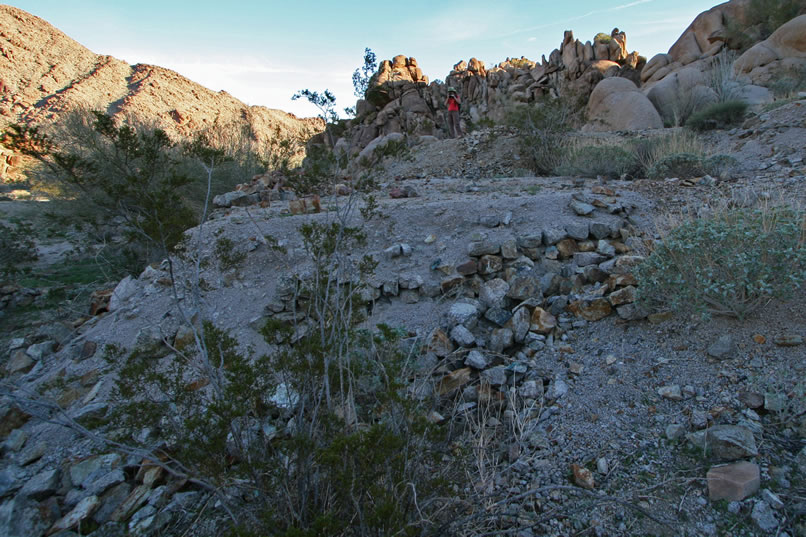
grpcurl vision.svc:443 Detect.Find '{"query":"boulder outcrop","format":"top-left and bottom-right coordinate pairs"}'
top-left (329, 28), bottom-right (644, 164)
top-left (585, 78), bottom-right (663, 131)
top-left (636, 0), bottom-right (802, 124)
top-left (733, 15), bottom-right (806, 85)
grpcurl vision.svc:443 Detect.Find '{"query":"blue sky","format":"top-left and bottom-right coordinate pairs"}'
top-left (10, 0), bottom-right (719, 118)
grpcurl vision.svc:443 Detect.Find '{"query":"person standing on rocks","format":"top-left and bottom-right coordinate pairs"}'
top-left (445, 87), bottom-right (463, 138)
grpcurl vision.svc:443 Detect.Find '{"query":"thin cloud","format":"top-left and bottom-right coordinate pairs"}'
top-left (419, 6), bottom-right (514, 42)
top-left (496, 0), bottom-right (655, 38)
top-left (112, 49), bottom-right (315, 76)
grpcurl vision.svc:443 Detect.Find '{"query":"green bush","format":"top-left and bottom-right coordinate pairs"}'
top-left (647, 152), bottom-right (707, 179)
top-left (1, 111), bottom-right (209, 272)
top-left (593, 32), bottom-right (612, 44)
top-left (768, 65), bottom-right (806, 98)
top-left (375, 137), bottom-right (411, 161)
top-left (214, 236), bottom-right (247, 270)
top-left (703, 154), bottom-right (739, 179)
top-left (103, 212), bottom-right (462, 536)
top-left (0, 220), bottom-right (38, 277)
top-left (685, 100), bottom-right (748, 131)
top-left (556, 144), bottom-right (638, 179)
top-left (294, 144), bottom-right (339, 195)
top-left (473, 117), bottom-right (496, 129)
top-left (629, 131), bottom-right (704, 178)
top-left (636, 207), bottom-right (806, 319)
top-left (646, 151), bottom-right (738, 180)
top-left (506, 95), bottom-right (580, 176)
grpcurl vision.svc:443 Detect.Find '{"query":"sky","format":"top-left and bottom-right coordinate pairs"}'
top-left (9, 0), bottom-right (720, 118)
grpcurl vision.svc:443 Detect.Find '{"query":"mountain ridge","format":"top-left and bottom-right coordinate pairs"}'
top-left (0, 4), bottom-right (322, 174)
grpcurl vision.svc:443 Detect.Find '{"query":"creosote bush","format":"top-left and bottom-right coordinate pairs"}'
top-left (0, 110), bottom-right (266, 276)
top-left (102, 205), bottom-right (462, 536)
top-left (685, 100), bottom-right (748, 131)
top-left (636, 206), bottom-right (806, 319)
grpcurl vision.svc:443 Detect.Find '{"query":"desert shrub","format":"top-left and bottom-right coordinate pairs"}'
top-left (356, 137), bottom-right (413, 171)
top-left (374, 137), bottom-right (411, 161)
top-left (629, 130), bottom-right (705, 178)
top-left (556, 144), bottom-right (638, 179)
top-left (103, 209), bottom-right (461, 536)
top-left (506, 95), bottom-right (579, 175)
top-left (646, 151), bottom-right (738, 180)
top-left (2, 112), bottom-right (200, 270)
top-left (593, 32), bottom-right (612, 44)
top-left (703, 154), bottom-right (739, 179)
top-left (647, 152), bottom-right (707, 179)
top-left (0, 220), bottom-right (38, 277)
top-left (214, 236), bottom-right (247, 270)
top-left (768, 65), bottom-right (806, 98)
top-left (191, 115), bottom-right (310, 198)
top-left (661, 89), bottom-right (711, 127)
top-left (292, 144), bottom-right (339, 195)
top-left (474, 117), bottom-right (496, 129)
top-left (708, 49), bottom-right (745, 103)
top-left (636, 206), bottom-right (806, 319)
top-left (685, 100), bottom-right (748, 131)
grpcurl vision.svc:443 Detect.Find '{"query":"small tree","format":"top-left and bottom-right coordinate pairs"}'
top-left (2, 112), bottom-right (198, 272)
top-left (292, 89), bottom-right (339, 147)
top-left (352, 47), bottom-right (378, 98)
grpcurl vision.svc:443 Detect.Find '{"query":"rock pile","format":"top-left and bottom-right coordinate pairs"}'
top-left (212, 170), bottom-right (295, 208)
top-left (0, 284), bottom-right (42, 312)
top-left (256, 187), bottom-right (648, 405)
top-left (0, 435), bottom-right (203, 537)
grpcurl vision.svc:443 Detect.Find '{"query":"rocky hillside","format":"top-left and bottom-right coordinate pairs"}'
top-left (1, 1), bottom-right (806, 536)
top-left (0, 4), bottom-right (322, 180)
top-left (2, 99), bottom-right (805, 535)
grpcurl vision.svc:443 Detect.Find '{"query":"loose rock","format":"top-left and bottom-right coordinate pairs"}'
top-left (707, 461), bottom-right (760, 501)
top-left (687, 425), bottom-right (758, 460)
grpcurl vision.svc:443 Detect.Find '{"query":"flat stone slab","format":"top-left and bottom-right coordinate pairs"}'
top-left (707, 461), bottom-right (760, 501)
